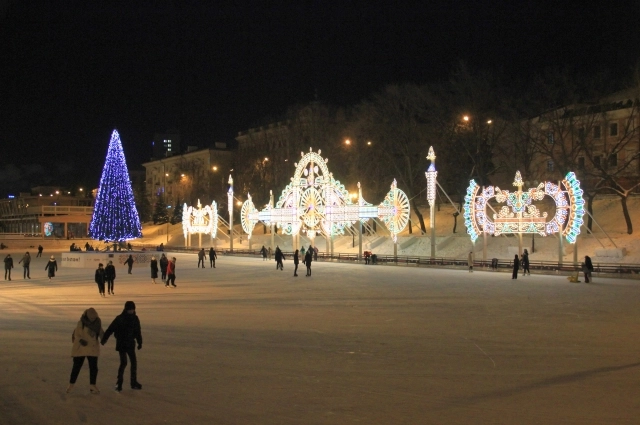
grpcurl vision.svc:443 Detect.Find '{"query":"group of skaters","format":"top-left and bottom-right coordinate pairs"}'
top-left (93, 253), bottom-right (180, 296)
top-left (4, 251), bottom-right (58, 281)
top-left (469, 249), bottom-right (596, 282)
top-left (196, 247), bottom-right (218, 268)
top-left (262, 245), bottom-right (316, 277)
top-left (67, 300), bottom-right (143, 394)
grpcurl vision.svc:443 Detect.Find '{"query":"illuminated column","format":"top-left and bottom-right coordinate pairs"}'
top-left (482, 186), bottom-right (487, 261)
top-left (573, 236), bottom-right (578, 266)
top-left (228, 175), bottom-right (234, 252)
top-left (514, 172), bottom-right (523, 256)
top-left (358, 182), bottom-right (363, 262)
top-left (269, 190), bottom-right (274, 251)
top-left (558, 181), bottom-right (563, 267)
top-left (426, 146), bottom-right (437, 259)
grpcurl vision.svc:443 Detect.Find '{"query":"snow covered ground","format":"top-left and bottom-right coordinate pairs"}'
top-left (1, 252), bottom-right (640, 424)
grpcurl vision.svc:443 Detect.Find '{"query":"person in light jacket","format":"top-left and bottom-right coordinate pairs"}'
top-left (67, 307), bottom-right (104, 394)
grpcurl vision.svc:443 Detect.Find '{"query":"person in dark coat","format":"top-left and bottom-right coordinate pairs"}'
top-left (150, 256), bottom-right (158, 284)
top-left (95, 263), bottom-right (106, 297)
top-left (37, 244), bottom-right (43, 257)
top-left (512, 254), bottom-right (520, 279)
top-left (260, 246), bottom-right (267, 261)
top-left (45, 255), bottom-right (58, 280)
top-left (584, 255), bottom-right (594, 283)
top-left (159, 254), bottom-right (168, 283)
top-left (304, 247), bottom-right (313, 276)
top-left (274, 246), bottom-right (284, 271)
top-left (19, 252), bottom-right (31, 279)
top-left (105, 261), bottom-right (116, 295)
top-left (197, 248), bottom-right (206, 268)
top-left (293, 249), bottom-right (299, 277)
top-left (124, 255), bottom-right (134, 274)
top-left (209, 247), bottom-right (217, 268)
top-left (521, 249), bottom-right (530, 276)
top-left (101, 301), bottom-right (143, 392)
top-left (4, 254), bottom-right (13, 280)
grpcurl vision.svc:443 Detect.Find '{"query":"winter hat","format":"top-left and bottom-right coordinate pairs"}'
top-left (50, 255), bottom-right (55, 260)
top-left (85, 307), bottom-right (99, 322)
top-left (124, 301), bottom-right (136, 311)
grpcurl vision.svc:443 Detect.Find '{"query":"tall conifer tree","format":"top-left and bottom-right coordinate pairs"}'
top-left (89, 130), bottom-right (143, 241)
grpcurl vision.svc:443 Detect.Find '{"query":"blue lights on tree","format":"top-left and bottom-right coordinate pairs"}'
top-left (89, 130), bottom-right (143, 241)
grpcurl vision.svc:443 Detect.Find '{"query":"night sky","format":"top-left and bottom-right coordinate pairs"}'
top-left (1, 1), bottom-right (639, 194)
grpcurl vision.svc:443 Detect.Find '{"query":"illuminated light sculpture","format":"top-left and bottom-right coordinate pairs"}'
top-left (463, 171), bottom-right (585, 243)
top-left (89, 129), bottom-right (142, 241)
top-left (240, 148), bottom-right (410, 242)
top-left (425, 146), bottom-right (437, 208)
top-left (182, 199), bottom-right (218, 243)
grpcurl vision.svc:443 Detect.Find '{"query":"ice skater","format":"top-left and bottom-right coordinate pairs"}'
top-left (583, 255), bottom-right (594, 283)
top-left (209, 247), bottom-right (217, 268)
top-left (150, 256), bottom-right (158, 284)
top-left (159, 253), bottom-right (168, 283)
top-left (67, 307), bottom-right (104, 394)
top-left (95, 263), bottom-right (106, 297)
top-left (105, 261), bottom-right (116, 295)
top-left (101, 301), bottom-right (143, 392)
top-left (304, 246), bottom-right (313, 276)
top-left (293, 249), bottom-right (299, 277)
top-left (19, 252), bottom-right (31, 279)
top-left (468, 251), bottom-right (474, 273)
top-left (37, 244), bottom-right (43, 257)
top-left (521, 249), bottom-right (530, 275)
top-left (512, 255), bottom-right (520, 279)
top-left (124, 255), bottom-right (134, 274)
top-left (45, 255), bottom-right (58, 280)
top-left (166, 257), bottom-right (177, 287)
top-left (4, 254), bottom-right (13, 280)
top-left (197, 248), bottom-right (206, 268)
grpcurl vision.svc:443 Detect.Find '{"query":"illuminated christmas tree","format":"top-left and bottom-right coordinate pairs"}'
top-left (89, 129), bottom-right (143, 241)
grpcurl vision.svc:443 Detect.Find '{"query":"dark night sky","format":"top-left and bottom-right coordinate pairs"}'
top-left (1, 1), bottom-right (639, 193)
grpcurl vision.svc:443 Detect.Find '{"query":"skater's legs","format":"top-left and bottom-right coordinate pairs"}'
top-left (69, 356), bottom-right (86, 384)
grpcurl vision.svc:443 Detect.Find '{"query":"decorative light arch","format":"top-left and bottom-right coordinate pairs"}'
top-left (182, 199), bottom-right (218, 241)
top-left (240, 148), bottom-right (411, 242)
top-left (463, 171), bottom-right (585, 243)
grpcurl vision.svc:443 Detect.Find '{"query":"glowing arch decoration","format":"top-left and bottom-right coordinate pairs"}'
top-left (463, 171), bottom-right (585, 244)
top-left (240, 148), bottom-right (410, 242)
top-left (182, 199), bottom-right (218, 240)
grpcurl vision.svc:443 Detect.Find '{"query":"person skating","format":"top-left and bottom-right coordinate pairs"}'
top-left (101, 301), bottom-right (143, 392)
top-left (37, 244), bottom-right (43, 257)
top-left (150, 256), bottom-right (158, 284)
top-left (584, 255), bottom-right (594, 283)
top-left (159, 253), bottom-right (168, 283)
top-left (18, 252), bottom-right (31, 279)
top-left (260, 246), bottom-right (267, 261)
top-left (313, 246), bottom-right (318, 262)
top-left (67, 307), bottom-right (105, 394)
top-left (166, 257), bottom-right (177, 287)
top-left (304, 247), bottom-right (313, 276)
top-left (45, 255), bottom-right (58, 280)
top-left (512, 255), bottom-right (520, 279)
top-left (95, 263), bottom-right (106, 297)
top-left (293, 249), bottom-right (299, 277)
top-left (209, 247), bottom-right (217, 268)
top-left (275, 246), bottom-right (284, 271)
top-left (4, 254), bottom-right (13, 280)
top-left (522, 249), bottom-right (530, 275)
top-left (105, 261), bottom-right (116, 295)
top-left (468, 251), bottom-right (473, 273)
top-left (124, 255), bottom-right (134, 274)
top-left (197, 248), bottom-right (206, 268)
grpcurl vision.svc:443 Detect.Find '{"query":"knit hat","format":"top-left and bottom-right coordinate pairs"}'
top-left (50, 255), bottom-right (55, 260)
top-left (124, 301), bottom-right (136, 311)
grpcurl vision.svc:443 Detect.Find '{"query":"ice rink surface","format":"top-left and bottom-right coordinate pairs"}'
top-left (1, 252), bottom-right (639, 424)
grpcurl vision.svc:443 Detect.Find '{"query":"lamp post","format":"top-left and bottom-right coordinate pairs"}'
top-left (425, 146), bottom-right (437, 259)
top-left (228, 175), bottom-right (234, 252)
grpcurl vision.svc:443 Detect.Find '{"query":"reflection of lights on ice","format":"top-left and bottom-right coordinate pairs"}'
top-left (463, 171), bottom-right (585, 243)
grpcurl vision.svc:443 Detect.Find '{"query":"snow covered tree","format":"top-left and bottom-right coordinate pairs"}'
top-left (89, 130), bottom-right (143, 241)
